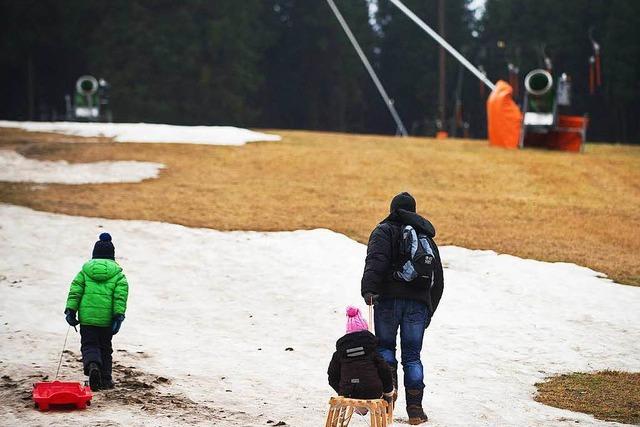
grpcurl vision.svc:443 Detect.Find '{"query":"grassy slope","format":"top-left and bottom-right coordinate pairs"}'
top-left (536, 371), bottom-right (640, 424)
top-left (1, 128), bottom-right (639, 286)
top-left (1, 127), bottom-right (639, 422)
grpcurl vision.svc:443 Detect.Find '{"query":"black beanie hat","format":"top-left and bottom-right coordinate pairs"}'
top-left (92, 232), bottom-right (115, 260)
top-left (390, 192), bottom-right (416, 213)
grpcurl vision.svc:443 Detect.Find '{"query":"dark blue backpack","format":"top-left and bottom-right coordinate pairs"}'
top-left (393, 225), bottom-right (436, 284)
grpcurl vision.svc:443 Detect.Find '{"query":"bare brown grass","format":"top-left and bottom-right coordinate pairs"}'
top-left (1, 127), bottom-right (639, 285)
top-left (535, 371), bottom-right (640, 424)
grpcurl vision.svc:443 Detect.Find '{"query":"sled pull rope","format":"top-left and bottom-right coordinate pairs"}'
top-left (54, 325), bottom-right (72, 380)
top-left (368, 296), bottom-right (374, 333)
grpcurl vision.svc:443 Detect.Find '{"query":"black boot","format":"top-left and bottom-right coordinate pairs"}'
top-left (88, 362), bottom-right (102, 391)
top-left (406, 389), bottom-right (428, 425)
top-left (101, 379), bottom-right (115, 390)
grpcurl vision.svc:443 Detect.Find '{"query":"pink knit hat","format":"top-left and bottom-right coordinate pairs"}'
top-left (346, 306), bottom-right (369, 334)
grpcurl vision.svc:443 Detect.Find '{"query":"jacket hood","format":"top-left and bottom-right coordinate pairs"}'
top-left (336, 330), bottom-right (378, 357)
top-left (384, 208), bottom-right (436, 237)
top-left (82, 259), bottom-right (122, 282)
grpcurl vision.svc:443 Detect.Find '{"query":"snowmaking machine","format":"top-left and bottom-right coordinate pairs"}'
top-left (517, 69), bottom-right (587, 152)
top-left (65, 75), bottom-right (112, 122)
top-left (327, 0), bottom-right (590, 152)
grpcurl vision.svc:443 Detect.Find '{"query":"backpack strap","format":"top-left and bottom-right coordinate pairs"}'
top-left (380, 222), bottom-right (403, 270)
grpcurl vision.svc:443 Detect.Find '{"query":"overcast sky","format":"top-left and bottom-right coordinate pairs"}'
top-left (468, 0), bottom-right (487, 18)
top-left (368, 0), bottom-right (487, 22)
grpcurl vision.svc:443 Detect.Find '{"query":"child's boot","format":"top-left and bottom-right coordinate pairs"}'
top-left (88, 362), bottom-right (102, 390)
top-left (101, 379), bottom-right (115, 390)
top-left (100, 359), bottom-right (114, 390)
top-left (355, 407), bottom-right (369, 416)
top-left (101, 369), bottom-right (115, 390)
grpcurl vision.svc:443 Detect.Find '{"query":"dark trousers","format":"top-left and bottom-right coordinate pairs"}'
top-left (374, 298), bottom-right (430, 396)
top-left (80, 325), bottom-right (113, 381)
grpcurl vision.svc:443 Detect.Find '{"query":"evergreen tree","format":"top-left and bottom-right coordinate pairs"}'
top-left (0, 0), bottom-right (638, 142)
top-left (374, 0), bottom-right (475, 135)
top-left (260, 0), bottom-right (375, 132)
top-left (481, 0), bottom-right (639, 143)
top-left (602, 0), bottom-right (640, 142)
top-left (87, 0), bottom-right (269, 125)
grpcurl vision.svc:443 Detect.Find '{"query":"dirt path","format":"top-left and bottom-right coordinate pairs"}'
top-left (0, 348), bottom-right (264, 426)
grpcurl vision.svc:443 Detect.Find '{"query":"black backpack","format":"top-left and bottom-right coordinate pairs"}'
top-left (392, 225), bottom-right (436, 284)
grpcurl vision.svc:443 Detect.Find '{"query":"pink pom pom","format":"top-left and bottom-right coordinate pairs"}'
top-left (346, 306), bottom-right (360, 317)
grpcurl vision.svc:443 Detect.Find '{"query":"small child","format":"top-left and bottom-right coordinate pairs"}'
top-left (64, 232), bottom-right (129, 390)
top-left (327, 306), bottom-right (394, 404)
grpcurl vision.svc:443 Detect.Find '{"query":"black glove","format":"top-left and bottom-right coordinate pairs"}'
top-left (64, 309), bottom-right (79, 327)
top-left (363, 292), bottom-right (379, 306)
top-left (112, 314), bottom-right (125, 335)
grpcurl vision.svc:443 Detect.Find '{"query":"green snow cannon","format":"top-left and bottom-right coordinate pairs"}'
top-left (519, 68), bottom-right (558, 134)
top-left (524, 69), bottom-right (555, 113)
top-left (74, 75), bottom-right (100, 120)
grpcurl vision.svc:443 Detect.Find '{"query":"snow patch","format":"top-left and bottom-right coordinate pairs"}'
top-left (0, 150), bottom-right (164, 184)
top-left (0, 121), bottom-right (281, 146)
top-left (0, 205), bottom-right (638, 426)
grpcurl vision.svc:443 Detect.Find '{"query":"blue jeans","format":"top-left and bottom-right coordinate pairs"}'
top-left (374, 298), bottom-right (430, 391)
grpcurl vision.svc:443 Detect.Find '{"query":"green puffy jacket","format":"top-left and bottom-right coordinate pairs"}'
top-left (65, 259), bottom-right (129, 327)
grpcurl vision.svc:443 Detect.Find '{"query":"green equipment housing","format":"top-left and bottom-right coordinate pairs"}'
top-left (518, 69), bottom-right (587, 152)
top-left (66, 75), bottom-right (112, 122)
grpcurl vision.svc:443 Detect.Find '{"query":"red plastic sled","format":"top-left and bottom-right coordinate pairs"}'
top-left (33, 381), bottom-right (93, 411)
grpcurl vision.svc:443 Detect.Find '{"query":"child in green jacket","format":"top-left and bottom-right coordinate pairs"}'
top-left (64, 233), bottom-right (129, 390)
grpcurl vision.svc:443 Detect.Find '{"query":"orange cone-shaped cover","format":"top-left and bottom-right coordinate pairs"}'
top-left (487, 80), bottom-right (522, 149)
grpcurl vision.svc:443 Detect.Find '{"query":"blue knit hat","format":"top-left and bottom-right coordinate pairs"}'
top-left (92, 232), bottom-right (115, 260)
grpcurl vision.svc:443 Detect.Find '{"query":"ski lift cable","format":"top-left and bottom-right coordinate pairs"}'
top-left (387, 0), bottom-right (496, 92)
top-left (325, 0), bottom-right (408, 136)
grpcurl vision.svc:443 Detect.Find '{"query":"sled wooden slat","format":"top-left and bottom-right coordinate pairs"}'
top-left (325, 396), bottom-right (392, 427)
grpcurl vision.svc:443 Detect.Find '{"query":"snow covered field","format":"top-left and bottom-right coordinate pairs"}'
top-left (0, 121), bottom-right (281, 145)
top-left (0, 150), bottom-right (164, 184)
top-left (1, 204), bottom-right (639, 426)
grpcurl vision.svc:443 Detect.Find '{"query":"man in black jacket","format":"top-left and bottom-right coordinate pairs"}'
top-left (361, 192), bottom-right (444, 425)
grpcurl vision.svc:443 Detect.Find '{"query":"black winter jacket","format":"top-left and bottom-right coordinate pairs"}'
top-left (327, 331), bottom-right (394, 399)
top-left (361, 209), bottom-right (444, 314)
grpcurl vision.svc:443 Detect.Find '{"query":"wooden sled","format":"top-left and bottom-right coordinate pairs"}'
top-left (325, 396), bottom-right (393, 427)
